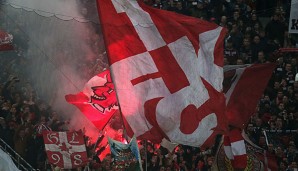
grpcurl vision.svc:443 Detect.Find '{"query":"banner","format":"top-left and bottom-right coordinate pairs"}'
top-left (65, 70), bottom-right (118, 130)
top-left (108, 136), bottom-right (142, 171)
top-left (43, 130), bottom-right (88, 169)
top-left (289, 0), bottom-right (298, 34)
top-left (97, 0), bottom-right (227, 148)
top-left (223, 63), bottom-right (276, 128)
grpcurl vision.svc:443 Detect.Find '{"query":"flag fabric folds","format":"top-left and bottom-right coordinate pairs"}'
top-left (42, 130), bottom-right (88, 169)
top-left (0, 29), bottom-right (13, 51)
top-left (216, 132), bottom-right (278, 171)
top-left (97, 0), bottom-right (227, 147)
top-left (223, 63), bottom-right (276, 129)
top-left (108, 136), bottom-right (142, 171)
top-left (223, 128), bottom-right (247, 169)
top-left (65, 70), bottom-right (118, 130)
top-left (242, 132), bottom-right (278, 171)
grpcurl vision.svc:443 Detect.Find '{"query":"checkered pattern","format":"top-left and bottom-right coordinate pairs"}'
top-left (97, 0), bottom-right (227, 148)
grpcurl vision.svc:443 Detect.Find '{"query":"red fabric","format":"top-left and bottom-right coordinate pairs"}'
top-left (65, 70), bottom-right (118, 130)
top-left (0, 29), bottom-right (13, 51)
top-left (224, 63), bottom-right (276, 129)
top-left (223, 128), bottom-right (247, 169)
top-left (256, 151), bottom-right (278, 171)
top-left (42, 130), bottom-right (88, 169)
top-left (96, 0), bottom-right (227, 148)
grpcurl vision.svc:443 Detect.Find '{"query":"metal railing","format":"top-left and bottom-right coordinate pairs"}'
top-left (0, 138), bottom-right (37, 171)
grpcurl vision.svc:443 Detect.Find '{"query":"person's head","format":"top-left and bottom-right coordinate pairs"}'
top-left (159, 166), bottom-right (165, 171)
top-left (236, 59), bottom-right (244, 65)
top-left (19, 129), bottom-right (26, 138)
top-left (225, 40), bottom-right (233, 49)
top-left (243, 38), bottom-right (250, 47)
top-left (224, 57), bottom-right (229, 65)
top-left (253, 22), bottom-right (260, 31)
top-left (275, 116), bottom-right (283, 129)
top-left (176, 1), bottom-right (183, 9)
top-left (290, 161), bottom-right (298, 169)
top-left (0, 117), bottom-right (5, 126)
top-left (220, 16), bottom-right (227, 24)
top-left (267, 143), bottom-right (274, 151)
top-left (258, 135), bottom-right (266, 146)
top-left (253, 35), bottom-right (260, 44)
top-left (279, 161), bottom-right (287, 170)
top-left (277, 90), bottom-right (284, 99)
top-left (272, 12), bottom-right (280, 21)
top-left (231, 23), bottom-right (239, 33)
top-left (251, 13), bottom-right (257, 21)
top-left (269, 121), bottom-right (275, 129)
top-left (257, 51), bottom-right (265, 62)
top-left (285, 63), bottom-right (292, 72)
top-left (233, 10), bottom-right (240, 20)
top-left (291, 57), bottom-right (297, 66)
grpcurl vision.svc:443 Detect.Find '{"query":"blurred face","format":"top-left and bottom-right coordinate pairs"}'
top-left (251, 14), bottom-right (257, 21)
top-left (233, 11), bottom-right (239, 20)
top-left (291, 58), bottom-right (297, 66)
top-left (176, 2), bottom-right (182, 9)
top-left (257, 51), bottom-right (265, 61)
top-left (243, 39), bottom-right (250, 46)
top-left (221, 16), bottom-right (227, 24)
top-left (291, 162), bottom-right (298, 168)
top-left (236, 59), bottom-right (244, 65)
top-left (253, 36), bottom-right (260, 44)
top-left (19, 130), bottom-right (25, 138)
top-left (285, 64), bottom-right (292, 72)
top-left (276, 118), bottom-right (283, 128)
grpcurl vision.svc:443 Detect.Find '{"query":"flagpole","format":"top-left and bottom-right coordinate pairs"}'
top-left (144, 139), bottom-right (148, 171)
top-left (91, 112), bottom-right (115, 157)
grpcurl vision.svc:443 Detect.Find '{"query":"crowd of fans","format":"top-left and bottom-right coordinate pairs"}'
top-left (0, 0), bottom-right (298, 171)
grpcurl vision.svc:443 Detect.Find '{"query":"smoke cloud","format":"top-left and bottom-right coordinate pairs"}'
top-left (0, 0), bottom-right (108, 141)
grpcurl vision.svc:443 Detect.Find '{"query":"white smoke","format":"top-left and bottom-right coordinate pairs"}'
top-left (1, 0), bottom-right (109, 139)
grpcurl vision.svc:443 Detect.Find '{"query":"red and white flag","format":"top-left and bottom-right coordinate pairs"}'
top-left (42, 130), bottom-right (88, 169)
top-left (96, 0), bottom-right (227, 147)
top-left (242, 132), bottom-right (278, 171)
top-left (224, 63), bottom-right (276, 129)
top-left (0, 29), bottom-right (13, 51)
top-left (65, 70), bottom-right (118, 130)
top-left (223, 128), bottom-right (247, 169)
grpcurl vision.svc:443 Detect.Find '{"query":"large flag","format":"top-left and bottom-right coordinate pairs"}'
top-left (223, 63), bottom-right (276, 129)
top-left (42, 130), bottom-right (89, 169)
top-left (108, 136), bottom-right (142, 171)
top-left (0, 29), bottom-right (14, 51)
top-left (96, 0), bottom-right (227, 147)
top-left (65, 70), bottom-right (118, 130)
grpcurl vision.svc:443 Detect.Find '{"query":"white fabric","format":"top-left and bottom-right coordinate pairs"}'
top-left (231, 140), bottom-right (246, 156)
top-left (109, 0), bottom-right (224, 146)
top-left (160, 138), bottom-right (178, 153)
top-left (6, 0), bottom-right (95, 22)
top-left (289, 0), bottom-right (298, 33)
top-left (223, 145), bottom-right (234, 160)
top-left (0, 148), bottom-right (20, 171)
